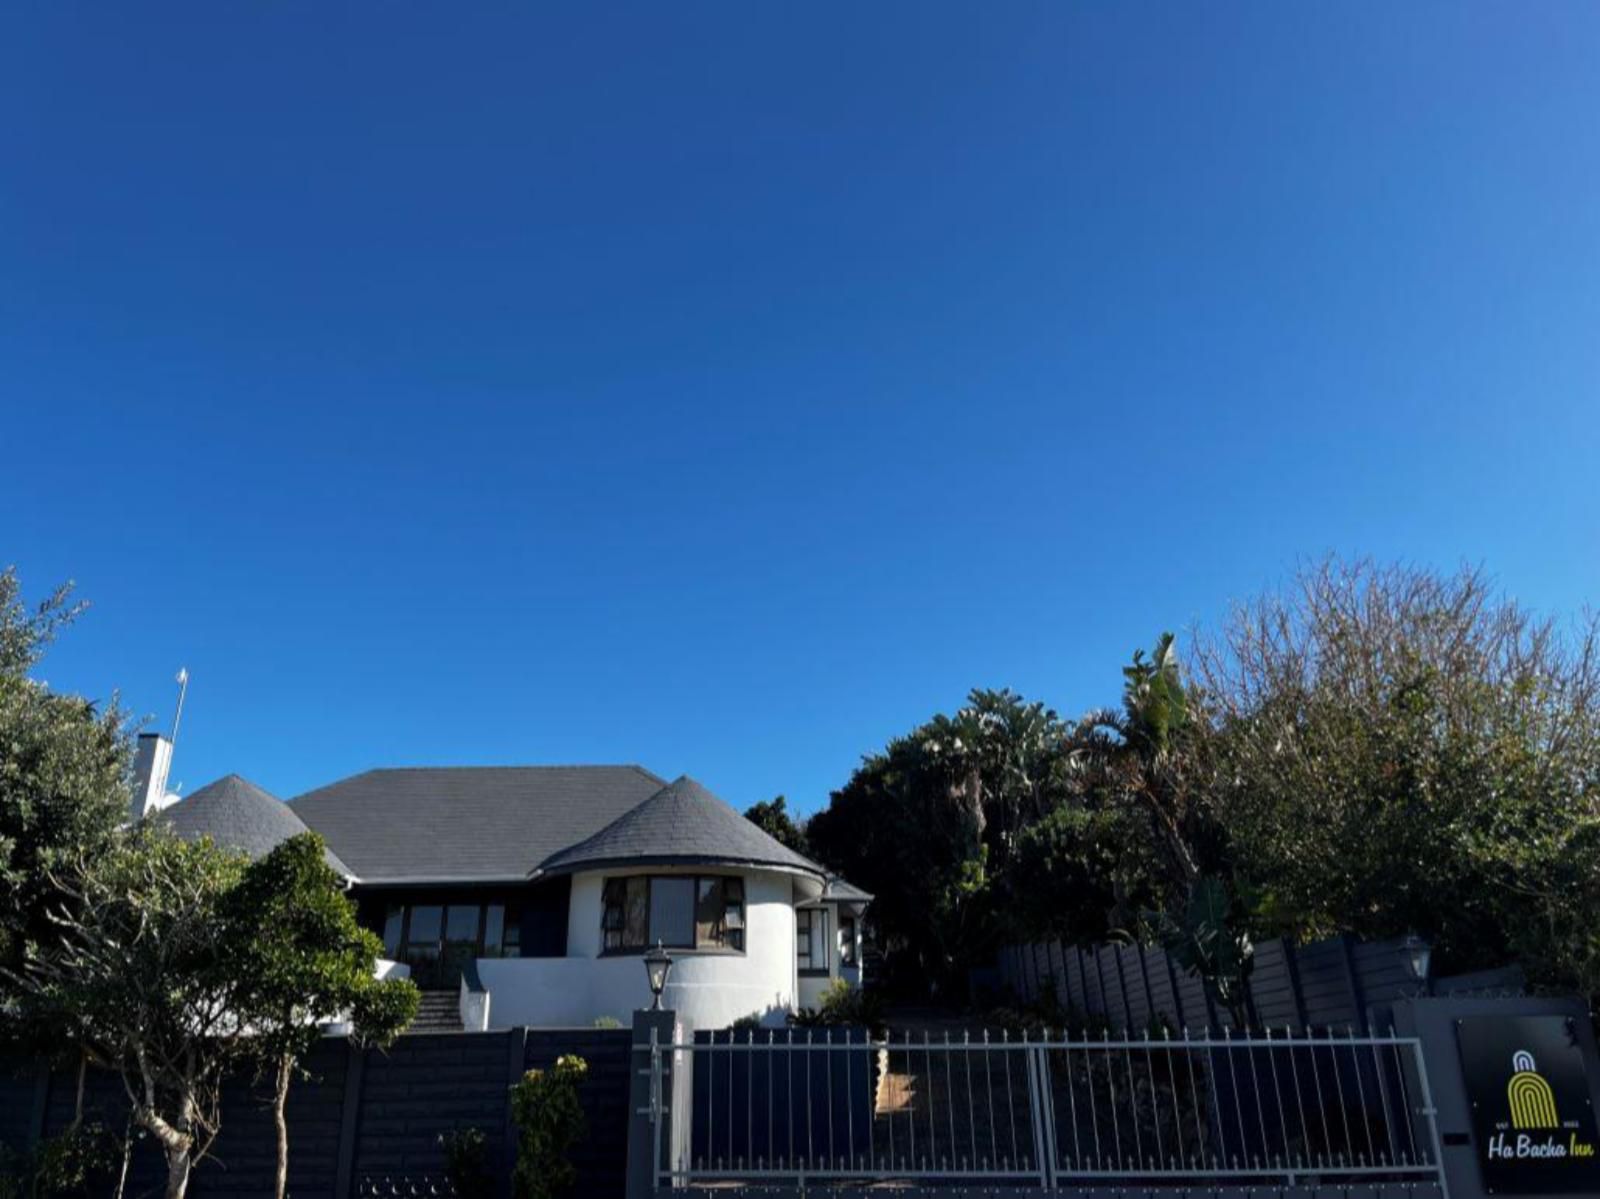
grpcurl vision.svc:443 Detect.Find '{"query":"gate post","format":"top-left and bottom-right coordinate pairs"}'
top-left (627, 1007), bottom-right (693, 1199)
top-left (1393, 993), bottom-right (1600, 1199)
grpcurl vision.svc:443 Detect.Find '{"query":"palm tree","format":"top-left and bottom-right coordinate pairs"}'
top-left (1065, 633), bottom-right (1204, 895)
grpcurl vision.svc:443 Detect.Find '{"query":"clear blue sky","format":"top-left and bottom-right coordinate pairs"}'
top-left (3, 3), bottom-right (1596, 813)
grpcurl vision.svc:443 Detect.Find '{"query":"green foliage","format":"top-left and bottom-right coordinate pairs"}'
top-left (6, 827), bottom-right (250, 1196)
top-left (224, 832), bottom-right (419, 1061)
top-left (0, 1125), bottom-right (120, 1199)
top-left (0, 568), bottom-right (130, 991)
top-left (806, 558), bottom-right (1600, 1015)
top-left (1156, 876), bottom-right (1255, 1025)
top-left (808, 688), bottom-right (1075, 996)
top-left (1006, 802), bottom-right (1165, 943)
top-left (742, 796), bottom-right (810, 856)
top-left (591, 1015), bottom-right (623, 1029)
top-left (223, 832), bottom-right (417, 1199)
top-left (1194, 559), bottom-right (1600, 996)
top-left (439, 1127), bottom-right (493, 1199)
top-left (510, 1055), bottom-right (589, 1199)
top-left (789, 978), bottom-right (886, 1035)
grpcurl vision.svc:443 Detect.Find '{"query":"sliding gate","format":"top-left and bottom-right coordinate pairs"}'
top-left (642, 1025), bottom-right (1448, 1193)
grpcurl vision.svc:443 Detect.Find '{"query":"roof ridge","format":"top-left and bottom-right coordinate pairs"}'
top-left (327, 763), bottom-right (661, 775)
top-left (288, 763), bottom-right (665, 806)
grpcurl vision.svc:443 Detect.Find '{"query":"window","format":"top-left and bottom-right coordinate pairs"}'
top-left (378, 901), bottom-right (521, 969)
top-left (483, 904), bottom-right (505, 956)
top-left (603, 875), bottom-right (745, 952)
top-left (405, 905), bottom-right (443, 963)
top-left (382, 905), bottom-right (404, 957)
top-left (699, 878), bottom-right (744, 951)
top-left (445, 904), bottom-right (481, 944)
top-left (480, 903), bottom-right (523, 958)
top-left (839, 915), bottom-right (857, 967)
top-left (797, 907), bottom-right (830, 975)
top-left (649, 878), bottom-right (695, 947)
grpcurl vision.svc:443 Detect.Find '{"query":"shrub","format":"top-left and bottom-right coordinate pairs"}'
top-left (0, 1126), bottom-right (120, 1199)
top-left (591, 1015), bottom-right (623, 1029)
top-left (510, 1055), bottom-right (588, 1199)
top-left (439, 1127), bottom-right (492, 1199)
top-left (789, 979), bottom-right (886, 1035)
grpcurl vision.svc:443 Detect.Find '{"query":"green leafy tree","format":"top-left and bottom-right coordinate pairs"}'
top-left (0, 569), bottom-right (130, 989)
top-left (1005, 802), bottom-right (1164, 944)
top-left (742, 796), bottom-right (810, 856)
top-left (223, 833), bottom-right (419, 1199)
top-left (6, 829), bottom-right (249, 1199)
top-left (808, 689), bottom-right (1073, 995)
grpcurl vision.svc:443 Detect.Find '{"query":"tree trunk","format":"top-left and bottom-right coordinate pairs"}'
top-left (162, 1141), bottom-right (192, 1199)
top-left (113, 1117), bottom-right (134, 1199)
top-left (71, 1051), bottom-right (88, 1129)
top-left (273, 1054), bottom-right (293, 1199)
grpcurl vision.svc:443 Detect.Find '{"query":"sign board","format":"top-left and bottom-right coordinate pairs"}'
top-left (1457, 1015), bottom-right (1600, 1194)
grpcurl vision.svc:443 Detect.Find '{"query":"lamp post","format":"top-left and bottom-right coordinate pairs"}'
top-left (644, 942), bottom-right (673, 1011)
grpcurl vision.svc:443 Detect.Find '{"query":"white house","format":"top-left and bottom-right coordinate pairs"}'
top-left (147, 745), bottom-right (869, 1033)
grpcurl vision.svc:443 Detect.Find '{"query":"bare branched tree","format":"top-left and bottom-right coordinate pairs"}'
top-left (1190, 557), bottom-right (1600, 992)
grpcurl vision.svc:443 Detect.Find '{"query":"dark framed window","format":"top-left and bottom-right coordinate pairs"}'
top-left (797, 907), bottom-right (830, 975)
top-left (603, 875), bottom-right (745, 953)
top-left (380, 900), bottom-right (524, 985)
top-left (839, 915), bottom-right (857, 967)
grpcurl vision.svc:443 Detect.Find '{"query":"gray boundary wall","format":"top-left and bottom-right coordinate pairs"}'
top-left (995, 934), bottom-right (1515, 1032)
top-left (0, 1027), bottom-right (631, 1199)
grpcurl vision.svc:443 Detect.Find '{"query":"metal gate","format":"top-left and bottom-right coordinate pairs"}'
top-left (641, 1025), bottom-right (1449, 1193)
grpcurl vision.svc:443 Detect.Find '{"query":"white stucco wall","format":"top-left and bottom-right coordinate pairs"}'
top-left (478, 866), bottom-right (800, 1030)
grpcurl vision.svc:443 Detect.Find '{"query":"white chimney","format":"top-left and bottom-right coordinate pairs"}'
top-left (130, 732), bottom-right (179, 822)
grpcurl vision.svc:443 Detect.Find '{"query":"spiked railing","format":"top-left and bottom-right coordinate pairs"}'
top-left (641, 1024), bottom-right (1446, 1190)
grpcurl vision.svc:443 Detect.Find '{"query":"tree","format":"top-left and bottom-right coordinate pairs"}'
top-left (807, 689), bottom-right (1074, 995)
top-left (1192, 558), bottom-right (1600, 995)
top-left (1045, 635), bottom-right (1257, 1013)
top-left (1005, 802), bottom-right (1164, 945)
top-left (224, 833), bottom-right (419, 1199)
top-left (7, 829), bottom-right (249, 1199)
top-left (0, 568), bottom-right (130, 987)
top-left (1063, 633), bottom-right (1224, 902)
top-left (742, 796), bottom-right (810, 856)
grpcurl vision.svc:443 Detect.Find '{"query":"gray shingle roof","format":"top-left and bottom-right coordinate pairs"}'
top-left (536, 775), bottom-right (827, 878)
top-left (821, 877), bottom-right (874, 903)
top-left (289, 765), bottom-right (668, 883)
top-left (156, 775), bottom-right (352, 876)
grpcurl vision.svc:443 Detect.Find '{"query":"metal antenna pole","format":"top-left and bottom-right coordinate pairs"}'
top-left (170, 667), bottom-right (189, 746)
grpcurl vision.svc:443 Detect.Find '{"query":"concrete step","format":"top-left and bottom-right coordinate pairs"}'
top-left (407, 991), bottom-right (463, 1033)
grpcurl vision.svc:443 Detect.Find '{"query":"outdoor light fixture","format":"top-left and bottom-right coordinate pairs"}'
top-left (1401, 932), bottom-right (1432, 984)
top-left (644, 941), bottom-right (673, 1010)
